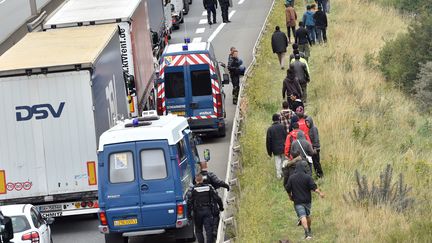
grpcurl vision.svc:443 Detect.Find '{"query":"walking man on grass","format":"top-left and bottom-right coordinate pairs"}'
top-left (266, 114), bottom-right (288, 179)
top-left (271, 26), bottom-right (289, 70)
top-left (285, 162), bottom-right (325, 240)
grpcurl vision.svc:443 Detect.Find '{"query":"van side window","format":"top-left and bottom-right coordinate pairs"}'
top-left (141, 149), bottom-right (167, 180)
top-left (191, 69), bottom-right (212, 96)
top-left (109, 152), bottom-right (135, 183)
top-left (176, 139), bottom-right (187, 161)
top-left (165, 71), bottom-right (185, 98)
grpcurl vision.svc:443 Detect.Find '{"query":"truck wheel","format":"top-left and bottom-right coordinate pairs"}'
top-left (105, 233), bottom-right (127, 243)
top-left (217, 126), bottom-right (226, 137)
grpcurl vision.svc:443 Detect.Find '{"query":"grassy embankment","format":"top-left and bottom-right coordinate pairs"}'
top-left (236, 0), bottom-right (432, 242)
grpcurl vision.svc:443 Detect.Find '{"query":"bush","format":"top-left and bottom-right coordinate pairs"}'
top-left (379, 13), bottom-right (432, 93)
top-left (413, 62), bottom-right (432, 112)
top-left (344, 164), bottom-right (415, 212)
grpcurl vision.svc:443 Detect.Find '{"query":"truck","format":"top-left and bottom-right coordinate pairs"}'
top-left (97, 112), bottom-right (198, 242)
top-left (157, 42), bottom-right (229, 136)
top-left (44, 0), bottom-right (156, 117)
top-left (0, 24), bottom-right (129, 217)
top-left (146, 0), bottom-right (169, 58)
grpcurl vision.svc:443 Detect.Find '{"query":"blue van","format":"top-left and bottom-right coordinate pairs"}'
top-left (156, 42), bottom-right (229, 137)
top-left (97, 111), bottom-right (199, 242)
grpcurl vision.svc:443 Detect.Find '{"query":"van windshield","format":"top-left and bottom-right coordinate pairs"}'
top-left (191, 69), bottom-right (212, 96)
top-left (165, 71), bottom-right (185, 98)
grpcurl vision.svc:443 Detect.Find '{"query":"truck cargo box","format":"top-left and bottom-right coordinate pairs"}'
top-left (0, 24), bottom-right (128, 216)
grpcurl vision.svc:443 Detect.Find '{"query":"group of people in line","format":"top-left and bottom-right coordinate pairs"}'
top-left (203, 0), bottom-right (233, 25)
top-left (268, 0), bottom-right (329, 240)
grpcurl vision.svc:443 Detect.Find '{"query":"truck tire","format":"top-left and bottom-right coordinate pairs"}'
top-left (105, 233), bottom-right (127, 243)
top-left (217, 126), bottom-right (226, 137)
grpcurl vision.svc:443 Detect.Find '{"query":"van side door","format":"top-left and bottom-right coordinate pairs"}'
top-left (136, 140), bottom-right (177, 228)
top-left (99, 143), bottom-right (142, 231)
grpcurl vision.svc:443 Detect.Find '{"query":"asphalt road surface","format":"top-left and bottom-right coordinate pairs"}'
top-left (50, 0), bottom-right (273, 242)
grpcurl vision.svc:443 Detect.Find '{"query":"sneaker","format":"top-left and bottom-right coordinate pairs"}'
top-left (305, 235), bottom-right (312, 240)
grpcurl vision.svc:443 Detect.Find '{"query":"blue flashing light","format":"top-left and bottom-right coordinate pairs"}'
top-left (182, 44), bottom-right (188, 51)
top-left (132, 118), bottom-right (139, 126)
top-left (184, 37), bottom-right (191, 43)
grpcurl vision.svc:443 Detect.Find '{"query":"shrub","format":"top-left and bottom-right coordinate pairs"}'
top-left (413, 62), bottom-right (432, 112)
top-left (343, 164), bottom-right (415, 212)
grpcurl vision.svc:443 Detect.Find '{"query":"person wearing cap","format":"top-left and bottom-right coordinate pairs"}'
top-left (266, 114), bottom-right (288, 179)
top-left (289, 54), bottom-right (310, 103)
top-left (295, 22), bottom-right (311, 61)
top-left (271, 26), bottom-right (289, 70)
top-left (198, 161), bottom-right (229, 241)
top-left (285, 3), bottom-right (297, 43)
top-left (313, 5), bottom-right (328, 44)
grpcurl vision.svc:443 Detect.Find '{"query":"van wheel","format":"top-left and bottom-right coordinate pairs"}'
top-left (105, 233), bottom-right (127, 243)
top-left (217, 126), bottom-right (226, 137)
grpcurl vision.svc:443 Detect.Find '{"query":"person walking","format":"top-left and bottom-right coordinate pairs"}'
top-left (285, 162), bottom-right (325, 239)
top-left (285, 4), bottom-right (297, 43)
top-left (282, 68), bottom-right (303, 109)
top-left (289, 44), bottom-right (306, 62)
top-left (271, 26), bottom-right (289, 70)
top-left (280, 101), bottom-right (294, 133)
top-left (289, 54), bottom-right (310, 102)
top-left (187, 173), bottom-right (224, 243)
top-left (289, 130), bottom-right (314, 174)
top-left (218, 0), bottom-right (231, 23)
top-left (284, 122), bottom-right (302, 159)
top-left (295, 22), bottom-right (312, 60)
top-left (266, 114), bottom-right (288, 179)
top-left (199, 161), bottom-right (230, 240)
top-left (306, 117), bottom-right (323, 178)
top-left (314, 5), bottom-right (328, 44)
top-left (290, 49), bottom-right (310, 74)
top-left (302, 5), bottom-right (316, 45)
top-left (203, 0), bottom-right (218, 25)
top-left (228, 49), bottom-right (242, 104)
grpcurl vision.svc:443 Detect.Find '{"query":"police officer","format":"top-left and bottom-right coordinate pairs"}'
top-left (0, 210), bottom-right (13, 243)
top-left (187, 172), bottom-right (223, 243)
top-left (228, 49), bottom-right (242, 105)
top-left (199, 161), bottom-right (230, 240)
top-left (218, 0), bottom-right (231, 23)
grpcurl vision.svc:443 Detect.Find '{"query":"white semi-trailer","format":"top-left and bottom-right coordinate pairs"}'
top-left (44, 0), bottom-right (156, 117)
top-left (0, 24), bottom-right (129, 217)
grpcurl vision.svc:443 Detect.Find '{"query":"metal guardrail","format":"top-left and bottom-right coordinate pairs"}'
top-left (216, 1), bottom-right (276, 242)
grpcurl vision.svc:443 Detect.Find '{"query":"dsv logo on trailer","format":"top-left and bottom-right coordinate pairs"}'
top-left (15, 102), bottom-right (66, 121)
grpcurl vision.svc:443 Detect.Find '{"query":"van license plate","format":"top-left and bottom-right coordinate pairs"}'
top-left (172, 111), bottom-right (185, 116)
top-left (114, 218), bottom-right (138, 226)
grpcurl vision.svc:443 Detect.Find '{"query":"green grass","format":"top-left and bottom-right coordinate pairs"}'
top-left (236, 0), bottom-right (432, 242)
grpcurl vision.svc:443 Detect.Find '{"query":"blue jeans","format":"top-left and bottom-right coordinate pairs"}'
top-left (306, 26), bottom-right (316, 44)
top-left (316, 27), bottom-right (327, 44)
top-left (294, 203), bottom-right (311, 219)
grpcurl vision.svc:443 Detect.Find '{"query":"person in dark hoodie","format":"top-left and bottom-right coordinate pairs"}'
top-left (285, 161), bottom-right (325, 240)
top-left (295, 22), bottom-right (311, 61)
top-left (313, 5), bottom-right (328, 44)
top-left (306, 117), bottom-right (323, 177)
top-left (282, 68), bottom-right (303, 107)
top-left (266, 114), bottom-right (288, 179)
top-left (271, 26), bottom-right (289, 69)
top-left (289, 130), bottom-right (314, 174)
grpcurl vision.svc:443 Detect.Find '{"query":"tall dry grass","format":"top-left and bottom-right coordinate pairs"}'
top-left (236, 0), bottom-right (432, 242)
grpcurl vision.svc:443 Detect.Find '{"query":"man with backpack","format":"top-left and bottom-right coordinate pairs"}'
top-left (306, 117), bottom-right (323, 178)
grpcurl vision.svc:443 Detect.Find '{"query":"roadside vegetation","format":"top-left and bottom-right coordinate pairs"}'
top-left (236, 0), bottom-right (432, 242)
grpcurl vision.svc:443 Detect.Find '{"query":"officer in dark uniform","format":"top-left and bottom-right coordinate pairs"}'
top-left (0, 210), bottom-right (13, 243)
top-left (218, 0), bottom-right (231, 23)
top-left (199, 161), bottom-right (230, 240)
top-left (187, 172), bottom-right (223, 243)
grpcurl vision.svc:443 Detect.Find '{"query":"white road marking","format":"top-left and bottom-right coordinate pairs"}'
top-left (196, 28), bottom-right (206, 34)
top-left (193, 37), bottom-right (202, 43)
top-left (238, 0), bottom-right (246, 4)
top-left (202, 11), bottom-right (207, 16)
top-left (199, 19), bottom-right (208, 25)
top-left (208, 10), bottom-right (236, 43)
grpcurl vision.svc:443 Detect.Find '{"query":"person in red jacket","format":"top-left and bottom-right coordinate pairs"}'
top-left (295, 106), bottom-right (311, 143)
top-left (285, 122), bottom-right (302, 159)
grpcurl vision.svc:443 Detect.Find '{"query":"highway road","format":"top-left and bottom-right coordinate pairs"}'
top-left (50, 0), bottom-right (273, 242)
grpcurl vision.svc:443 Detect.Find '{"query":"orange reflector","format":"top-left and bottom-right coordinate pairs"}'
top-left (129, 96), bottom-right (135, 113)
top-left (0, 170), bottom-right (6, 194)
top-left (87, 161), bottom-right (97, 186)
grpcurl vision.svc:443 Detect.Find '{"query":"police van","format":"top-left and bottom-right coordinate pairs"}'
top-left (97, 111), bottom-right (199, 242)
top-left (156, 42), bottom-right (229, 137)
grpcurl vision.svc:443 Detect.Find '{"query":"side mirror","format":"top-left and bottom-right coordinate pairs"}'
top-left (155, 78), bottom-right (164, 85)
top-left (0, 215), bottom-right (14, 242)
top-left (194, 136), bottom-right (203, 145)
top-left (45, 217), bottom-right (55, 225)
top-left (203, 149), bottom-right (210, 162)
top-left (222, 73), bottom-right (230, 85)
